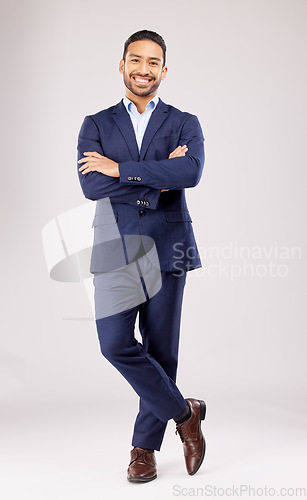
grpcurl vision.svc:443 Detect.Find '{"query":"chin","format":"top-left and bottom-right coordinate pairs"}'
top-left (133, 85), bottom-right (159, 97)
top-left (130, 88), bottom-right (151, 97)
top-left (135, 90), bottom-right (153, 97)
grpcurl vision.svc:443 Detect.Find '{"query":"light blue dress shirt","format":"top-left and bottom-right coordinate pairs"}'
top-left (123, 94), bottom-right (160, 152)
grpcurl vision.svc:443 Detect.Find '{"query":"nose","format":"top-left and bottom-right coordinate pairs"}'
top-left (139, 60), bottom-right (149, 75)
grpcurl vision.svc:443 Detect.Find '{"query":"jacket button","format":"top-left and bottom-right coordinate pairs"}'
top-left (139, 210), bottom-right (146, 217)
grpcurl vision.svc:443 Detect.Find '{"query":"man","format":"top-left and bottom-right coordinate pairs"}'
top-left (77, 30), bottom-right (206, 482)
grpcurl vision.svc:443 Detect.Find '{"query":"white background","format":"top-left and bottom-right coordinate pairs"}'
top-left (1, 0), bottom-right (306, 498)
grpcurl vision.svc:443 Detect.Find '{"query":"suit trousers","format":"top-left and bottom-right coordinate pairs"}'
top-left (94, 269), bottom-right (188, 451)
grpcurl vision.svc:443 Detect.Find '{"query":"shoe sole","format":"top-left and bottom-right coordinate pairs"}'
top-left (127, 474), bottom-right (157, 483)
top-left (189, 399), bottom-right (206, 476)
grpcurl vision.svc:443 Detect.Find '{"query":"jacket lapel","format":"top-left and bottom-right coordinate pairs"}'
top-left (112, 100), bottom-right (139, 161)
top-left (112, 98), bottom-right (169, 162)
top-left (139, 99), bottom-right (169, 160)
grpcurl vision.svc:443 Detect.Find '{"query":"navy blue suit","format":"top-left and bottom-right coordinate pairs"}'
top-left (78, 98), bottom-right (204, 273)
top-left (77, 98), bottom-right (205, 450)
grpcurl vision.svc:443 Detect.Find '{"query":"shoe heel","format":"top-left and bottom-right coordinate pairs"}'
top-left (199, 400), bottom-right (206, 421)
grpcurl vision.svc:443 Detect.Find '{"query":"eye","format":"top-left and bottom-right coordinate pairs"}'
top-left (131, 59), bottom-right (139, 62)
top-left (150, 62), bottom-right (158, 65)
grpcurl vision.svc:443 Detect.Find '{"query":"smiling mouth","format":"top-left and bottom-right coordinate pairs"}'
top-left (132, 76), bottom-right (153, 86)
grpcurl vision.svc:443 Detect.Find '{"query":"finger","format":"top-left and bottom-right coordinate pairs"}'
top-left (80, 164), bottom-right (94, 174)
top-left (171, 148), bottom-right (188, 158)
top-left (78, 164), bottom-right (88, 171)
top-left (172, 145), bottom-right (188, 154)
top-left (169, 147), bottom-right (183, 158)
top-left (77, 152), bottom-right (102, 163)
top-left (169, 145), bottom-right (189, 159)
top-left (78, 162), bottom-right (93, 171)
top-left (78, 156), bottom-right (101, 164)
top-left (83, 151), bottom-right (103, 158)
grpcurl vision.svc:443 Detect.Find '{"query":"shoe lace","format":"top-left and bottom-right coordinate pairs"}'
top-left (175, 425), bottom-right (186, 443)
top-left (135, 448), bottom-right (146, 459)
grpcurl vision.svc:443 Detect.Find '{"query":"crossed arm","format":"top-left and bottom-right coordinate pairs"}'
top-left (77, 114), bottom-right (204, 208)
top-left (78, 145), bottom-right (189, 191)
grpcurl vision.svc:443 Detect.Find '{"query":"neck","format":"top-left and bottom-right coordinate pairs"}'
top-left (125, 89), bottom-right (157, 114)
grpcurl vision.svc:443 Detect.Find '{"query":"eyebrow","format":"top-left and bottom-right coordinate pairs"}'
top-left (128, 53), bottom-right (162, 62)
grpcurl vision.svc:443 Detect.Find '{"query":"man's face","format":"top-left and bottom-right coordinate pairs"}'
top-left (119, 39), bottom-right (167, 97)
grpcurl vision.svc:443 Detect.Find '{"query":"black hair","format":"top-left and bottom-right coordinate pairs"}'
top-left (122, 30), bottom-right (166, 67)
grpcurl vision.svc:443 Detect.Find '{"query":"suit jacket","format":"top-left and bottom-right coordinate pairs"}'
top-left (77, 98), bottom-right (205, 273)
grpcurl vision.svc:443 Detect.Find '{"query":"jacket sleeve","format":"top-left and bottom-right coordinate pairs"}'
top-left (77, 115), bottom-right (161, 209)
top-left (118, 115), bottom-right (205, 190)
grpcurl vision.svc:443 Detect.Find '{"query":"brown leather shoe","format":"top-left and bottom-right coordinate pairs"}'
top-left (175, 398), bottom-right (206, 475)
top-left (127, 447), bottom-right (157, 483)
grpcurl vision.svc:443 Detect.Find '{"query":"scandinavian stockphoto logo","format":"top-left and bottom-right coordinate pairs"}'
top-left (172, 241), bottom-right (302, 279)
top-left (41, 199), bottom-right (162, 320)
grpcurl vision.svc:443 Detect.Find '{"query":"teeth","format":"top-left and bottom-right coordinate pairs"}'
top-left (134, 77), bottom-right (150, 83)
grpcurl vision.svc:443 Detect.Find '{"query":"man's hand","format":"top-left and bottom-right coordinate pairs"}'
top-left (168, 145), bottom-right (188, 159)
top-left (161, 145), bottom-right (189, 191)
top-left (78, 152), bottom-right (119, 177)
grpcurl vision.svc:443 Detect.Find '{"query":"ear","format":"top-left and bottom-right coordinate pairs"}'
top-left (161, 65), bottom-right (168, 81)
top-left (119, 59), bottom-right (125, 74)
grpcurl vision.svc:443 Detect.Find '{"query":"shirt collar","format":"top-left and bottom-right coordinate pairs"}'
top-left (123, 94), bottom-right (159, 115)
